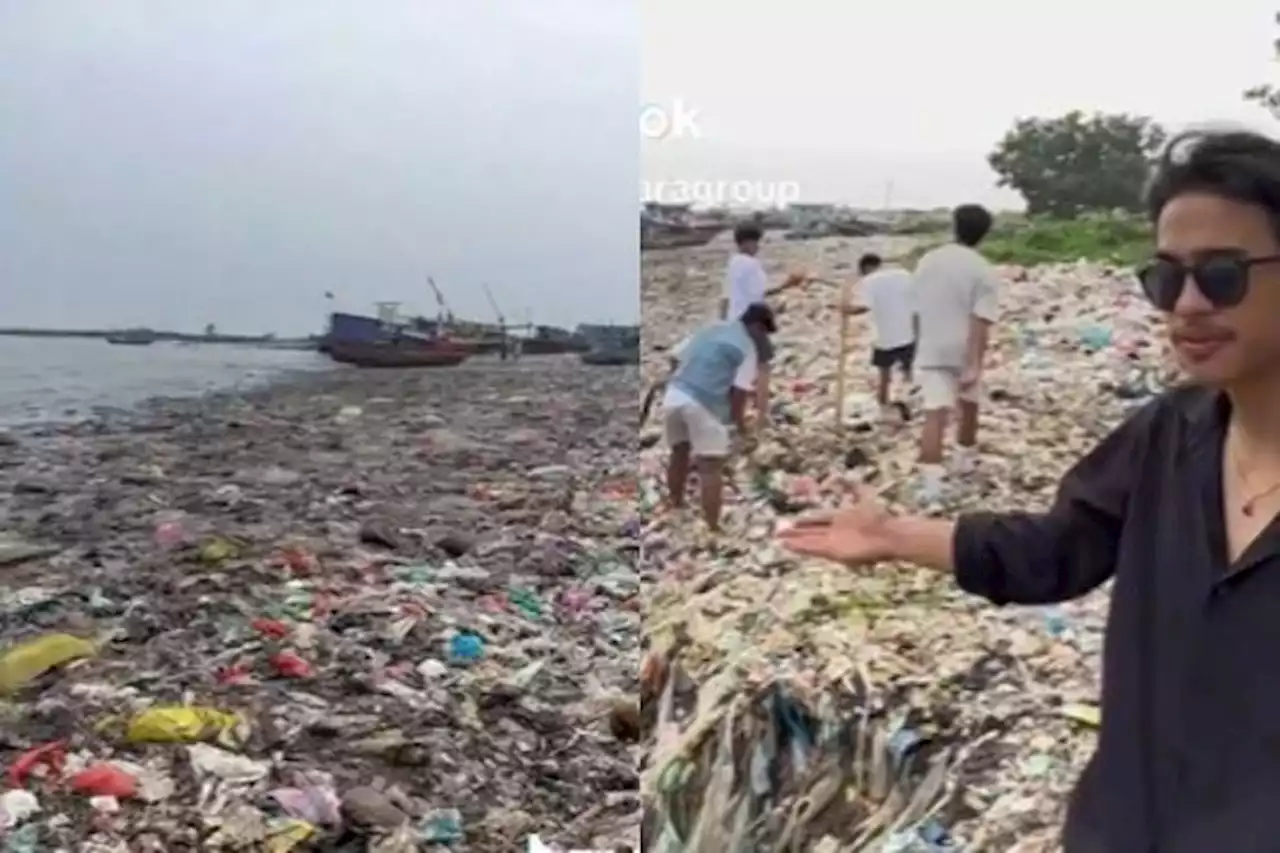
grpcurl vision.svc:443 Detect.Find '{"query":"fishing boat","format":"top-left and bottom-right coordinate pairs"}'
top-left (327, 339), bottom-right (469, 368)
top-left (640, 204), bottom-right (728, 251)
top-left (105, 328), bottom-right (158, 345)
top-left (580, 346), bottom-right (639, 366)
top-left (641, 223), bottom-right (725, 251)
top-left (832, 216), bottom-right (890, 238)
top-left (578, 324), bottom-right (639, 365)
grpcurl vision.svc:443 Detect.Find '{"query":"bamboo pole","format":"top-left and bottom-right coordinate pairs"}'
top-left (835, 278), bottom-right (851, 433)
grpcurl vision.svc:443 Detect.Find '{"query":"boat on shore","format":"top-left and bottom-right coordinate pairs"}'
top-left (641, 223), bottom-right (725, 251)
top-left (324, 310), bottom-right (590, 359)
top-left (577, 323), bottom-right (639, 365)
top-left (327, 339), bottom-right (469, 368)
top-left (641, 203), bottom-right (728, 251)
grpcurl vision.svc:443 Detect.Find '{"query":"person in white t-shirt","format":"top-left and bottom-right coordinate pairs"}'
top-left (911, 204), bottom-right (1001, 499)
top-left (846, 252), bottom-right (916, 412)
top-left (719, 222), bottom-right (807, 425)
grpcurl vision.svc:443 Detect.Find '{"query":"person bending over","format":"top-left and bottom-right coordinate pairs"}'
top-left (662, 303), bottom-right (777, 531)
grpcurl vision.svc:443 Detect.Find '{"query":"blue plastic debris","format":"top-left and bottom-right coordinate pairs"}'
top-left (449, 631), bottom-right (485, 664)
top-left (420, 808), bottom-right (463, 844)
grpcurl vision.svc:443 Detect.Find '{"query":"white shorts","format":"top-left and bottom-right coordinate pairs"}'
top-left (664, 401), bottom-right (731, 457)
top-left (917, 368), bottom-right (980, 411)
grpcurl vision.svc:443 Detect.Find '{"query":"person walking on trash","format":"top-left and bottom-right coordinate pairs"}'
top-left (780, 129), bottom-right (1280, 853)
top-left (661, 303), bottom-right (777, 532)
top-left (720, 221), bottom-right (810, 427)
top-left (910, 203), bottom-right (1001, 501)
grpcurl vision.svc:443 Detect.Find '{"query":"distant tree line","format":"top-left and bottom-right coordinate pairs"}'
top-left (986, 111), bottom-right (1165, 219)
top-left (987, 11), bottom-right (1277, 220)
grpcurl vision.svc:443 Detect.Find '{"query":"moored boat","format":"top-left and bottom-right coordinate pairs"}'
top-left (327, 339), bottom-right (469, 368)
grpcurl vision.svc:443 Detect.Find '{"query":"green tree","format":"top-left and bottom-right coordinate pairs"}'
top-left (987, 111), bottom-right (1166, 218)
top-left (1243, 12), bottom-right (1280, 116)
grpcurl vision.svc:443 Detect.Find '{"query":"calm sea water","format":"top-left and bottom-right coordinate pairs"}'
top-left (0, 337), bottom-right (332, 427)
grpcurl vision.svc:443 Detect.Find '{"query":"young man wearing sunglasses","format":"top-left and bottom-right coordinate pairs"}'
top-left (777, 129), bottom-right (1280, 852)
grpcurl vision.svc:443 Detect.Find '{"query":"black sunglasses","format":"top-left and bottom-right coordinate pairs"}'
top-left (1137, 252), bottom-right (1280, 311)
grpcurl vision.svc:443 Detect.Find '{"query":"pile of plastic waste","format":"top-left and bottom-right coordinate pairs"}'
top-left (640, 235), bottom-right (1169, 852)
top-left (0, 358), bottom-right (639, 851)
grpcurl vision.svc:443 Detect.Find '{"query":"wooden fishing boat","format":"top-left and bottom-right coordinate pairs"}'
top-left (327, 339), bottom-right (469, 368)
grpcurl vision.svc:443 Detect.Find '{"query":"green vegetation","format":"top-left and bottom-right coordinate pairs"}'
top-left (899, 215), bottom-right (1152, 268)
top-left (980, 214), bottom-right (1151, 266)
top-left (1244, 11), bottom-right (1280, 116)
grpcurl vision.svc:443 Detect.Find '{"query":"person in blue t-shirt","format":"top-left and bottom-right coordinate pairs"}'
top-left (660, 303), bottom-right (777, 531)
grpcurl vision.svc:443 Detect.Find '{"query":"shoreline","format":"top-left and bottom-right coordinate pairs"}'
top-left (0, 357), bottom-right (640, 850)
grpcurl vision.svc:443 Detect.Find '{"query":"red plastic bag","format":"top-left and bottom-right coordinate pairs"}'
top-left (9, 741), bottom-right (66, 787)
top-left (69, 764), bottom-right (137, 798)
top-left (269, 651), bottom-right (312, 678)
top-left (251, 618), bottom-right (290, 639)
top-left (215, 661), bottom-right (253, 685)
top-left (278, 546), bottom-right (318, 577)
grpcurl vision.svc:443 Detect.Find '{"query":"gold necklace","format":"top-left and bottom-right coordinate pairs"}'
top-left (1230, 442), bottom-right (1280, 516)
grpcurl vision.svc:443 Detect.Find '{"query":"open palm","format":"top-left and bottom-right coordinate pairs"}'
top-left (777, 489), bottom-right (893, 565)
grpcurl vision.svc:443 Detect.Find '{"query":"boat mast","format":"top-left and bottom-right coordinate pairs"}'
top-left (426, 276), bottom-right (451, 336)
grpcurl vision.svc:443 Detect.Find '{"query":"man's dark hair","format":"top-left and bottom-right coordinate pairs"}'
top-left (733, 222), bottom-right (763, 246)
top-left (953, 204), bottom-right (993, 247)
top-left (1145, 130), bottom-right (1280, 231)
top-left (740, 302), bottom-right (777, 334)
top-left (858, 253), bottom-right (882, 274)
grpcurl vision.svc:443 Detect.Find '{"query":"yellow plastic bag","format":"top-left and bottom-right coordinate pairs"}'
top-left (0, 633), bottom-right (96, 694)
top-left (1061, 702), bottom-right (1101, 728)
top-left (124, 706), bottom-right (248, 748)
top-left (199, 537), bottom-right (241, 565)
top-left (266, 819), bottom-right (316, 853)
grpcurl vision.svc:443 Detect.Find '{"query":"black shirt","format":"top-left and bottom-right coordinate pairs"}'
top-left (954, 386), bottom-right (1280, 853)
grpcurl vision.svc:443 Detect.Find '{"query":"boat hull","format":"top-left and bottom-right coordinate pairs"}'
top-left (327, 340), bottom-right (469, 368)
top-left (580, 348), bottom-right (639, 366)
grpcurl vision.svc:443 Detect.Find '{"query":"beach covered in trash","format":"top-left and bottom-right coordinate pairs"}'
top-left (0, 357), bottom-right (639, 851)
top-left (639, 235), bottom-right (1169, 852)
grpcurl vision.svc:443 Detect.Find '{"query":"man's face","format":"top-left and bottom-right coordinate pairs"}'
top-left (1156, 192), bottom-right (1280, 385)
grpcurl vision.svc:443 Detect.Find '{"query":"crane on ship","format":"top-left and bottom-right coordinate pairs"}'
top-left (425, 276), bottom-right (455, 337)
top-left (482, 283), bottom-right (534, 361)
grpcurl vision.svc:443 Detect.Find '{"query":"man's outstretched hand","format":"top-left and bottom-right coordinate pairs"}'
top-left (776, 486), bottom-right (895, 565)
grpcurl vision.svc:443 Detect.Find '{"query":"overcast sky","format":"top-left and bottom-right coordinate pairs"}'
top-left (0, 0), bottom-right (637, 335)
top-left (643, 0), bottom-right (1280, 210)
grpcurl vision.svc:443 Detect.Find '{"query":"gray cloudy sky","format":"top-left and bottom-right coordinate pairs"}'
top-left (643, 0), bottom-right (1280, 209)
top-left (0, 0), bottom-right (637, 335)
